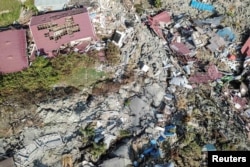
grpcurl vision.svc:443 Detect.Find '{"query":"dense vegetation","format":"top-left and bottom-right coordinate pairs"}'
top-left (0, 0), bottom-right (22, 26)
top-left (23, 0), bottom-right (38, 13)
top-left (0, 54), bottom-right (105, 105)
top-left (0, 0), bottom-right (37, 26)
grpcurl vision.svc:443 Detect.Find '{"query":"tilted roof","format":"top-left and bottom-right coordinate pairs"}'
top-left (29, 8), bottom-right (96, 57)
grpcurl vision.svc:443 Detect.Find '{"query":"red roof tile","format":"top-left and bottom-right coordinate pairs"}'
top-left (0, 30), bottom-right (28, 74)
top-left (189, 64), bottom-right (222, 83)
top-left (241, 37), bottom-right (250, 56)
top-left (30, 8), bottom-right (96, 57)
top-left (152, 11), bottom-right (171, 24)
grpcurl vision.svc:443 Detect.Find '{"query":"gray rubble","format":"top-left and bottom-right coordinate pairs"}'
top-left (1, 0), bottom-right (250, 167)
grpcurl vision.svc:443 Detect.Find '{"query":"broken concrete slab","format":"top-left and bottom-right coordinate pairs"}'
top-left (145, 83), bottom-right (165, 107)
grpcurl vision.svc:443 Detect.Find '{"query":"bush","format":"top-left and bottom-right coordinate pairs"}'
top-left (105, 42), bottom-right (120, 65)
top-left (90, 142), bottom-right (106, 160)
top-left (79, 126), bottom-right (95, 138)
top-left (153, 0), bottom-right (162, 8)
top-left (0, 56), bottom-right (59, 93)
top-left (0, 0), bottom-right (21, 26)
top-left (23, 0), bottom-right (38, 13)
top-left (0, 53), bottom-right (104, 105)
top-left (134, 4), bottom-right (144, 14)
top-left (119, 130), bottom-right (131, 138)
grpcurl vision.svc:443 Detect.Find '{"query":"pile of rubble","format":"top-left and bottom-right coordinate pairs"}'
top-left (1, 0), bottom-right (250, 167)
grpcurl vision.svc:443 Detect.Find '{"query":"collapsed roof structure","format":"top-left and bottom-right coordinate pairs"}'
top-left (0, 29), bottom-right (28, 74)
top-left (148, 11), bottom-right (172, 39)
top-left (29, 7), bottom-right (96, 57)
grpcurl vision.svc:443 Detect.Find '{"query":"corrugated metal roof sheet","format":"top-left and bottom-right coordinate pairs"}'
top-left (152, 11), bottom-right (171, 24)
top-left (190, 0), bottom-right (215, 12)
top-left (217, 27), bottom-right (236, 42)
top-left (0, 29), bottom-right (28, 74)
top-left (35, 0), bottom-right (69, 11)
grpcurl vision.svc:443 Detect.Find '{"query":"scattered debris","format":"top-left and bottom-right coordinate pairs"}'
top-left (1, 1), bottom-right (250, 167)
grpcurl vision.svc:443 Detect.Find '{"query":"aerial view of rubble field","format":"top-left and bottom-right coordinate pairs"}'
top-left (0, 0), bottom-right (250, 167)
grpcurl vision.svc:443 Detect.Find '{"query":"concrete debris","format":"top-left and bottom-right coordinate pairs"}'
top-left (145, 83), bottom-right (166, 107)
top-left (100, 157), bottom-right (132, 167)
top-left (170, 76), bottom-right (189, 87)
top-left (14, 133), bottom-right (63, 166)
top-left (2, 0), bottom-right (250, 167)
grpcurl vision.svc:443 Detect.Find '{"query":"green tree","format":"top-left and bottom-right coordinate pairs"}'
top-left (153, 0), bottom-right (162, 8)
top-left (90, 142), bottom-right (106, 160)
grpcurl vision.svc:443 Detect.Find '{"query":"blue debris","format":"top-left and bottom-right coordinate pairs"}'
top-left (202, 144), bottom-right (217, 151)
top-left (143, 147), bottom-right (161, 158)
top-left (165, 125), bottom-right (176, 131)
top-left (133, 161), bottom-right (139, 167)
top-left (164, 132), bottom-right (176, 137)
top-left (142, 140), bottom-right (162, 158)
top-left (217, 27), bottom-right (236, 42)
top-left (157, 136), bottom-right (165, 142)
top-left (150, 139), bottom-right (157, 145)
top-left (143, 147), bottom-right (154, 155)
top-left (140, 154), bottom-right (145, 158)
top-left (164, 125), bottom-right (176, 137)
top-left (190, 0), bottom-right (215, 12)
top-left (158, 125), bottom-right (176, 142)
top-left (150, 149), bottom-right (161, 158)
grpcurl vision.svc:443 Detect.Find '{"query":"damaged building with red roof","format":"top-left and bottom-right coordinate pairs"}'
top-left (29, 7), bottom-right (96, 57)
top-left (0, 29), bottom-right (28, 74)
top-left (147, 11), bottom-right (172, 39)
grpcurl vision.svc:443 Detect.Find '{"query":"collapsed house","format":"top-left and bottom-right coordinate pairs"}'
top-left (14, 133), bottom-right (63, 166)
top-left (29, 7), bottom-right (96, 57)
top-left (148, 11), bottom-right (172, 39)
top-left (0, 29), bottom-right (28, 74)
